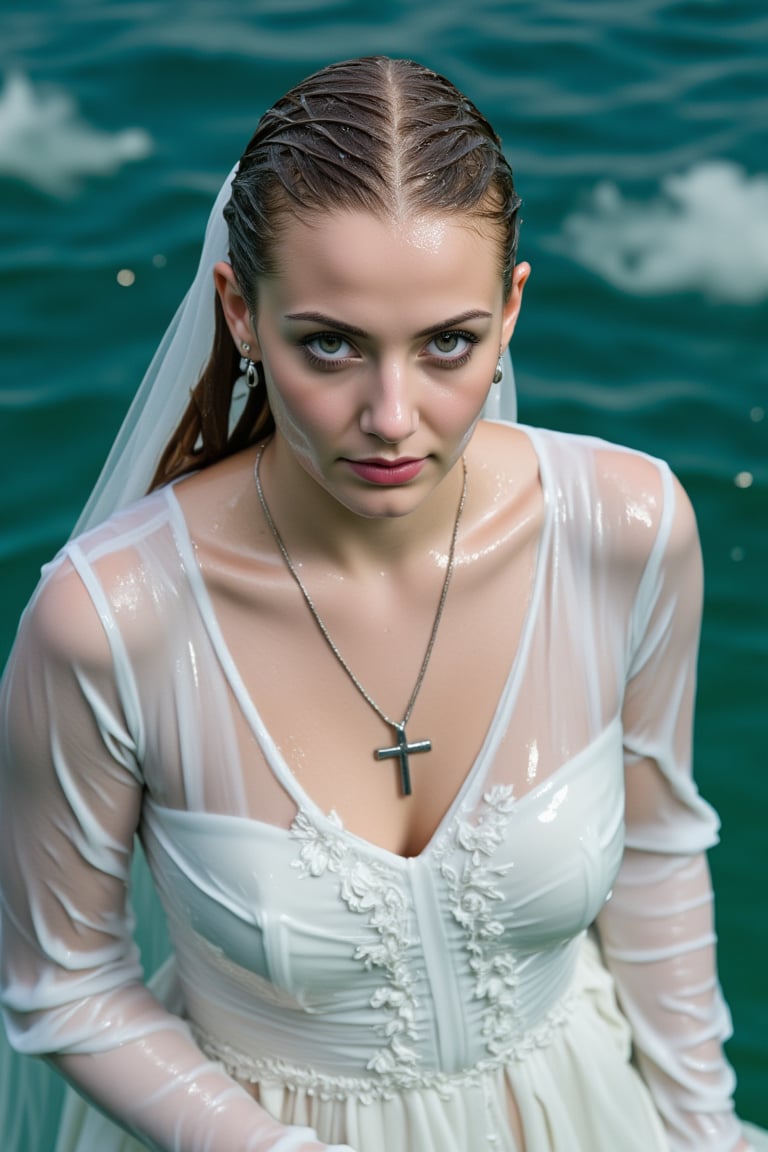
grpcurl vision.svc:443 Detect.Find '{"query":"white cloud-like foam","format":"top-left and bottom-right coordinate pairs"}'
top-left (0, 72), bottom-right (153, 197)
top-left (558, 161), bottom-right (768, 303)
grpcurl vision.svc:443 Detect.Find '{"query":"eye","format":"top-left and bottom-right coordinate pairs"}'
top-left (424, 330), bottom-right (480, 366)
top-left (301, 332), bottom-right (355, 366)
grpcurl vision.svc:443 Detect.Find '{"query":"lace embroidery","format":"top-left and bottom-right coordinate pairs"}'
top-left (433, 785), bottom-right (529, 1058)
top-left (290, 810), bottom-right (421, 1084)
top-left (192, 798), bottom-right (581, 1104)
top-left (194, 1015), bottom-right (574, 1104)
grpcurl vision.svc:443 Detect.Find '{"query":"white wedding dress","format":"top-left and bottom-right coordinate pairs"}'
top-left (1, 425), bottom-right (764, 1151)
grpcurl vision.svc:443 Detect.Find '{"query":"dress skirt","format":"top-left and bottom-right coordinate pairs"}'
top-left (52, 934), bottom-right (768, 1152)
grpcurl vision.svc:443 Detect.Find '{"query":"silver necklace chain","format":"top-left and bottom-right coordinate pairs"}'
top-left (253, 445), bottom-right (467, 795)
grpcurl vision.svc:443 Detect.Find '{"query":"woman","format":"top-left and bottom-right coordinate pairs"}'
top-left (0, 55), bottom-right (763, 1152)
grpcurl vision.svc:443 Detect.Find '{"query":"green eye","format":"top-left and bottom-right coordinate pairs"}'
top-left (302, 333), bottom-right (354, 363)
top-left (432, 333), bottom-right (462, 354)
top-left (316, 334), bottom-right (345, 355)
top-left (425, 330), bottom-right (479, 363)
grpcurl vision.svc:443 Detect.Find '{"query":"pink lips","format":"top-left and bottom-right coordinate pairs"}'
top-left (345, 457), bottom-right (426, 485)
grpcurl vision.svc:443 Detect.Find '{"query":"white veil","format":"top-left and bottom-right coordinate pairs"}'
top-left (72, 165), bottom-right (239, 535)
top-left (73, 165), bottom-right (517, 537)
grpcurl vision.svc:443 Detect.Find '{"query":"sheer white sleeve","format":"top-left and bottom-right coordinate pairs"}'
top-left (596, 468), bottom-right (746, 1152)
top-left (0, 556), bottom-right (353, 1152)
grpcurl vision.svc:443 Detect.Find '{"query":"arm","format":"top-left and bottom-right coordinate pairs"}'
top-left (0, 556), bottom-right (351, 1152)
top-left (595, 470), bottom-right (750, 1152)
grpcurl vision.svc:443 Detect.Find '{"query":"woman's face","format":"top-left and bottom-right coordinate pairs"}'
top-left (216, 208), bottom-right (528, 520)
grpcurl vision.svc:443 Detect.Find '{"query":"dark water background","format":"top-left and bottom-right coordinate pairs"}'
top-left (0, 1), bottom-right (766, 1145)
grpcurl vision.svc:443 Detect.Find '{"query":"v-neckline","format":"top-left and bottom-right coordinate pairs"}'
top-left (145, 714), bottom-right (623, 873)
top-left (165, 423), bottom-right (554, 862)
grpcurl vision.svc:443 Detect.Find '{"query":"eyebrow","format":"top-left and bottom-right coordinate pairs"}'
top-left (283, 309), bottom-right (494, 339)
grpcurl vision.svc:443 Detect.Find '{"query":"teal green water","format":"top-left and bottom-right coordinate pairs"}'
top-left (0, 1), bottom-right (766, 1145)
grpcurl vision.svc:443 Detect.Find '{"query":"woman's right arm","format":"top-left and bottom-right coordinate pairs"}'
top-left (0, 557), bottom-right (350, 1152)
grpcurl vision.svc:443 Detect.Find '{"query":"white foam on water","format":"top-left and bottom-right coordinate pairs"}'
top-left (0, 72), bottom-right (153, 196)
top-left (557, 160), bottom-right (768, 303)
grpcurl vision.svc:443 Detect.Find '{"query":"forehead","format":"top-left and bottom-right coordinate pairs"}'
top-left (260, 208), bottom-right (504, 313)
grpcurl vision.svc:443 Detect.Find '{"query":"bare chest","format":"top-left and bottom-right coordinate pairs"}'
top-left (200, 526), bottom-right (541, 856)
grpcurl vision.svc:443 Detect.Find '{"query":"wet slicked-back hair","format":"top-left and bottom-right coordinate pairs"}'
top-left (152, 56), bottom-right (522, 488)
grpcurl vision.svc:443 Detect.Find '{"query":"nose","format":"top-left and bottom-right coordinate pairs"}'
top-left (359, 359), bottom-right (419, 443)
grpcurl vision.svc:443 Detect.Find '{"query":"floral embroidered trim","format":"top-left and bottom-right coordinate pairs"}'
top-left (191, 802), bottom-right (582, 1104)
top-left (193, 994), bottom-right (576, 1105)
top-left (290, 809), bottom-right (422, 1086)
top-left (433, 785), bottom-right (530, 1058)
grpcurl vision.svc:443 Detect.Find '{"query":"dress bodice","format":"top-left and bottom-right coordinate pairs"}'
top-left (142, 718), bottom-right (625, 1094)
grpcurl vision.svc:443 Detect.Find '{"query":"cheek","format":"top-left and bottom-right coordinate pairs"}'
top-left (436, 373), bottom-right (493, 433)
top-left (263, 378), bottom-right (339, 465)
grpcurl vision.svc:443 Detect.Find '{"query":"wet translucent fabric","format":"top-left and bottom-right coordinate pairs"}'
top-left (0, 426), bottom-right (749, 1151)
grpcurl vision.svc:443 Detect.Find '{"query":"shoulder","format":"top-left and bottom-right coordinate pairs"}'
top-left (566, 429), bottom-right (700, 570)
top-left (477, 419), bottom-right (699, 569)
top-left (19, 489), bottom-right (180, 670)
top-left (534, 423), bottom-right (694, 547)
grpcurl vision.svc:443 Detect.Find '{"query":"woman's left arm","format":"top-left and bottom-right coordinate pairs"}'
top-left (595, 468), bottom-right (752, 1152)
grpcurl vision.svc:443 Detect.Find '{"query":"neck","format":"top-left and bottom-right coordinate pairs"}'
top-left (256, 437), bottom-right (468, 576)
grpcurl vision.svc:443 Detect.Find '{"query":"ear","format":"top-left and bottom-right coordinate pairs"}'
top-left (213, 261), bottom-right (261, 357)
top-left (500, 261), bottom-right (531, 349)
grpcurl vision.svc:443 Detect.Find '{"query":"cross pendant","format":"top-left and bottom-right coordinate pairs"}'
top-left (375, 722), bottom-right (431, 797)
